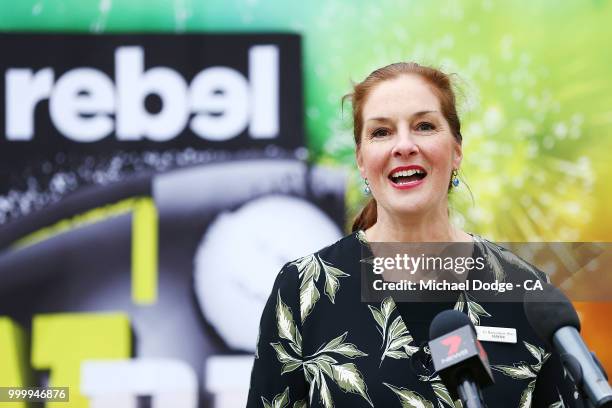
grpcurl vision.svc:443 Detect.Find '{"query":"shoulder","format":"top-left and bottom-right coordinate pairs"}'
top-left (472, 235), bottom-right (549, 283)
top-left (281, 232), bottom-right (361, 273)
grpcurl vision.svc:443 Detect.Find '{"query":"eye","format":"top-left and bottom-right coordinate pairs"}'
top-left (415, 122), bottom-right (435, 132)
top-left (371, 128), bottom-right (391, 138)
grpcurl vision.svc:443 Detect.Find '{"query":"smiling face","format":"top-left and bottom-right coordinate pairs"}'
top-left (356, 74), bottom-right (462, 220)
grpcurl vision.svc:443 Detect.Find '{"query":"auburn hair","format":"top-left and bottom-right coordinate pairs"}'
top-left (346, 62), bottom-right (463, 232)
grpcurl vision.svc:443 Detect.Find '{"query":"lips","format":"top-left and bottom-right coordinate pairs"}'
top-left (388, 165), bottom-right (427, 189)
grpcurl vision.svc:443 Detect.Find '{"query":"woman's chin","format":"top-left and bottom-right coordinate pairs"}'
top-left (388, 202), bottom-right (430, 218)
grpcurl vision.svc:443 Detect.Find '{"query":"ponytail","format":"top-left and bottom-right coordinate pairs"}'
top-left (351, 198), bottom-right (377, 232)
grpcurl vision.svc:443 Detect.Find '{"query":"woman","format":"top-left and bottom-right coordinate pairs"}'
top-left (247, 63), bottom-right (579, 407)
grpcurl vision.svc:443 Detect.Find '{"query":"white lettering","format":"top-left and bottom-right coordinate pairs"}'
top-left (49, 68), bottom-right (114, 142)
top-left (249, 45), bottom-right (278, 138)
top-left (5, 68), bottom-right (54, 140)
top-left (4, 45), bottom-right (280, 143)
top-left (116, 46), bottom-right (189, 141)
top-left (189, 67), bottom-right (249, 141)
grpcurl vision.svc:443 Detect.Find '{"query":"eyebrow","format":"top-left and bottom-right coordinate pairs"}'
top-left (365, 110), bottom-right (440, 123)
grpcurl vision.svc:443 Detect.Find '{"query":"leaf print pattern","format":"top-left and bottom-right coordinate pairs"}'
top-left (269, 291), bottom-right (303, 376)
top-left (430, 379), bottom-right (460, 408)
top-left (270, 342), bottom-right (302, 375)
top-left (417, 374), bottom-right (461, 408)
top-left (518, 380), bottom-right (536, 408)
top-left (277, 292), bottom-right (300, 354)
top-left (356, 229), bottom-right (369, 245)
top-left (384, 383), bottom-right (435, 408)
top-left (307, 331), bottom-right (368, 359)
top-left (250, 233), bottom-right (573, 407)
top-left (473, 236), bottom-right (546, 283)
top-left (261, 387), bottom-right (290, 408)
top-left (290, 253), bottom-right (349, 323)
top-left (453, 292), bottom-right (491, 326)
top-left (369, 297), bottom-right (419, 366)
top-left (494, 363), bottom-right (538, 380)
top-left (301, 332), bottom-right (372, 407)
top-left (270, 290), bottom-right (372, 407)
top-left (322, 259), bottom-right (350, 304)
top-left (493, 341), bottom-right (551, 408)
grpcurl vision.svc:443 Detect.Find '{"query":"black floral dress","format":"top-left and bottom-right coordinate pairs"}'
top-left (247, 231), bottom-right (581, 408)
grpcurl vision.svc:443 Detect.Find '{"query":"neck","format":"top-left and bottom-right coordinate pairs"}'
top-left (365, 203), bottom-right (468, 243)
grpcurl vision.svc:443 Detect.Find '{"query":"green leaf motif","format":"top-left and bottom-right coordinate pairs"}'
top-left (369, 297), bottom-right (416, 365)
top-left (321, 258), bottom-right (349, 304)
top-left (292, 254), bottom-right (348, 323)
top-left (270, 342), bottom-right (302, 375)
top-left (356, 230), bottom-right (369, 245)
top-left (369, 306), bottom-right (385, 332)
top-left (313, 357), bottom-right (335, 378)
top-left (524, 341), bottom-right (544, 363)
top-left (477, 237), bottom-right (546, 283)
top-left (261, 387), bottom-right (290, 408)
top-left (319, 372), bottom-right (334, 408)
top-left (473, 237), bottom-right (507, 282)
top-left (293, 400), bottom-right (307, 408)
top-left (276, 291), bottom-right (299, 351)
top-left (301, 332), bottom-right (371, 408)
top-left (300, 276), bottom-right (320, 323)
top-left (292, 254), bottom-right (320, 282)
top-left (331, 363), bottom-right (374, 407)
top-left (309, 331), bottom-right (368, 359)
top-left (494, 341), bottom-right (552, 407)
top-left (304, 362), bottom-right (320, 404)
top-left (431, 382), bottom-right (455, 408)
top-left (524, 341), bottom-right (550, 372)
top-left (261, 397), bottom-right (272, 408)
top-left (384, 383), bottom-right (435, 408)
top-left (518, 380), bottom-right (536, 408)
top-left (453, 293), bottom-right (490, 326)
top-left (493, 363), bottom-right (537, 380)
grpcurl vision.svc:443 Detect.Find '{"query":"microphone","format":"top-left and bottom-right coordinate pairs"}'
top-left (428, 310), bottom-right (494, 408)
top-left (524, 283), bottom-right (612, 408)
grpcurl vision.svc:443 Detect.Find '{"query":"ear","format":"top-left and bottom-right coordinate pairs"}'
top-left (356, 147), bottom-right (367, 179)
top-left (451, 140), bottom-right (463, 170)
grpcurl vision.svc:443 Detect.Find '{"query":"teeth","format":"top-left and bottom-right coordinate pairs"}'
top-left (391, 168), bottom-right (424, 178)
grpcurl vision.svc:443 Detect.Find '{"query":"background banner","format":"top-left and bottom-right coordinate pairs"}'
top-left (1, 1), bottom-right (611, 407)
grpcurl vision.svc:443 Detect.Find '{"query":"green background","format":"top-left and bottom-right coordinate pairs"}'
top-left (4, 0), bottom-right (611, 241)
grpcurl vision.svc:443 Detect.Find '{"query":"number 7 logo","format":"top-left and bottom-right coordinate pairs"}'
top-left (441, 335), bottom-right (462, 356)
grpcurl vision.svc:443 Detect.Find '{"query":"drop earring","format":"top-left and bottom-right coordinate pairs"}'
top-left (451, 169), bottom-right (460, 187)
top-left (363, 178), bottom-right (371, 195)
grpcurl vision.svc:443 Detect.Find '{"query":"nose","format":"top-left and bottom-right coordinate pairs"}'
top-left (391, 127), bottom-right (419, 157)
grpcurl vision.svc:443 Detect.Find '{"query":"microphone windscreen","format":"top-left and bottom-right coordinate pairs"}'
top-left (429, 309), bottom-right (474, 340)
top-left (523, 282), bottom-right (581, 345)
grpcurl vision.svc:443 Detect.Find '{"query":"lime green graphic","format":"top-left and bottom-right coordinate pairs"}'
top-left (0, 317), bottom-right (31, 408)
top-left (13, 198), bottom-right (140, 250)
top-left (132, 197), bottom-right (158, 304)
top-left (13, 197), bottom-right (158, 305)
top-left (31, 313), bottom-right (131, 408)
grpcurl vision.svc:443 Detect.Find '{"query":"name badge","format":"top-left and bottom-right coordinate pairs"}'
top-left (476, 326), bottom-right (517, 344)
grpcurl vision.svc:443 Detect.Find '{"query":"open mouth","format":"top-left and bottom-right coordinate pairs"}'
top-left (388, 167), bottom-right (427, 185)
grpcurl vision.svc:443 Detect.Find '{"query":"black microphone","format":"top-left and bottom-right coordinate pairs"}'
top-left (428, 310), bottom-right (494, 408)
top-left (524, 283), bottom-right (612, 408)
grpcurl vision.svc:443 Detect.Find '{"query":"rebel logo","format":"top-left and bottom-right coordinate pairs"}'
top-left (0, 34), bottom-right (303, 156)
top-left (6, 45), bottom-right (277, 142)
